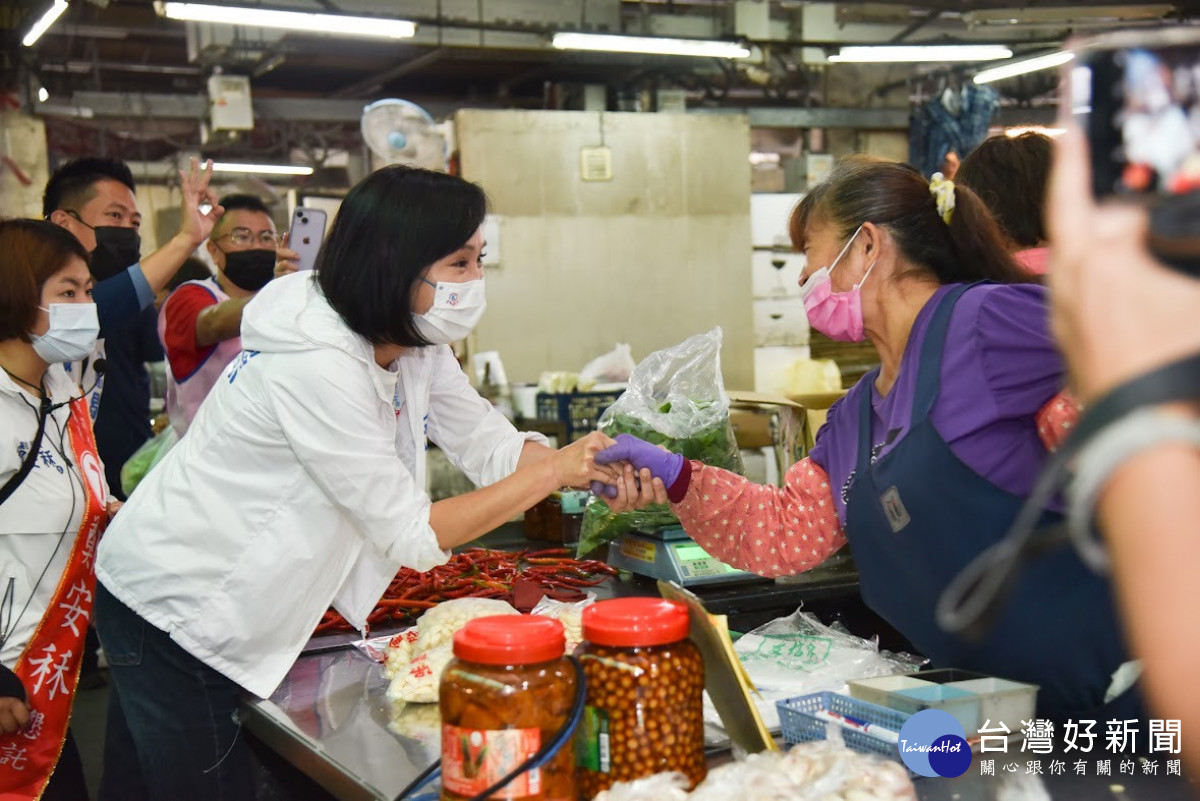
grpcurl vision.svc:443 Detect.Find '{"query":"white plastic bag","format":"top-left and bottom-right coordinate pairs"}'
top-left (593, 741), bottom-right (916, 801)
top-left (579, 343), bottom-right (636, 389)
top-left (712, 608), bottom-right (925, 732)
top-left (384, 598), bottom-right (518, 707)
top-left (530, 592), bottom-right (597, 649)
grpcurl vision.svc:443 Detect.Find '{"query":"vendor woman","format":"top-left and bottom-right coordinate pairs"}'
top-left (600, 156), bottom-right (1141, 724)
top-left (93, 166), bottom-right (620, 801)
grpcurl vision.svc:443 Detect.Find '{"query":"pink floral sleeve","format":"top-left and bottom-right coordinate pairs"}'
top-left (1036, 390), bottom-right (1080, 452)
top-left (671, 458), bottom-right (847, 578)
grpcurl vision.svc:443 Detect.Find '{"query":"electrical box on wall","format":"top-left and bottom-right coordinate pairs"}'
top-left (208, 75), bottom-right (254, 132)
top-left (579, 146), bottom-right (613, 181)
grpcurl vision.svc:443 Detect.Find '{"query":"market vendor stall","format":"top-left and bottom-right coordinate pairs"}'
top-left (241, 560), bottom-right (1197, 801)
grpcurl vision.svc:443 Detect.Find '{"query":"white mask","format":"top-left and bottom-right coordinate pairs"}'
top-left (31, 303), bottom-right (100, 364)
top-left (413, 279), bottom-right (487, 346)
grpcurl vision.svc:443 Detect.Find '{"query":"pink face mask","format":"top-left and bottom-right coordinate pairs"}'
top-left (799, 225), bottom-right (876, 342)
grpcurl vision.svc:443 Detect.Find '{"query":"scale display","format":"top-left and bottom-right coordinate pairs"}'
top-left (607, 528), bottom-right (762, 587)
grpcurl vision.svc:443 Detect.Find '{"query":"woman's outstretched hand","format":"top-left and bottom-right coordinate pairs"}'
top-left (552, 431), bottom-right (621, 491)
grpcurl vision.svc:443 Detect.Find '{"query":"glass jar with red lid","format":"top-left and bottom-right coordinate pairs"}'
top-left (440, 615), bottom-right (578, 801)
top-left (576, 598), bottom-right (706, 797)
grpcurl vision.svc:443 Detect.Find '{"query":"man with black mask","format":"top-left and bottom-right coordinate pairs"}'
top-left (43, 156), bottom-right (222, 499)
top-left (159, 194), bottom-right (280, 435)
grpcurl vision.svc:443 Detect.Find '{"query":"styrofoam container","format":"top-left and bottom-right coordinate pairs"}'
top-left (949, 677), bottom-right (1038, 735)
top-left (890, 684), bottom-right (981, 734)
top-left (847, 675), bottom-right (932, 709)
top-left (907, 668), bottom-right (989, 685)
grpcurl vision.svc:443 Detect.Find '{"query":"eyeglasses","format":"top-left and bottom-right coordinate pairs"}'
top-left (218, 227), bottom-right (281, 248)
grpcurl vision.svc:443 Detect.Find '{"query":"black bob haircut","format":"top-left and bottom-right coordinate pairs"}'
top-left (43, 157), bottom-right (137, 219)
top-left (316, 165), bottom-right (487, 347)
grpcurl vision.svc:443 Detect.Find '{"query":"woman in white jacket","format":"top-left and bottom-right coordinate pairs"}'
top-left (0, 219), bottom-right (112, 800)
top-left (93, 166), bottom-right (619, 801)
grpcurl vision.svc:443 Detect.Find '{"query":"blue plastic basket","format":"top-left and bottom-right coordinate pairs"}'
top-left (536, 391), bottom-right (623, 441)
top-left (777, 691), bottom-right (911, 763)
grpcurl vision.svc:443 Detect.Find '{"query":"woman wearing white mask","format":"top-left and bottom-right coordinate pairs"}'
top-left (93, 166), bottom-right (620, 801)
top-left (598, 156), bottom-right (1145, 729)
top-left (0, 219), bottom-right (114, 800)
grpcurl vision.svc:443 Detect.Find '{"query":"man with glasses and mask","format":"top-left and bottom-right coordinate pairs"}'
top-left (43, 156), bottom-right (222, 499)
top-left (159, 194), bottom-right (281, 435)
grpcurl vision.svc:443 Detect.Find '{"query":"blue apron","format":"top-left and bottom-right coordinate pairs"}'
top-left (844, 285), bottom-right (1141, 722)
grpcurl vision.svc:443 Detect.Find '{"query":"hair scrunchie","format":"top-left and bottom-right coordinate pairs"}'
top-left (929, 172), bottom-right (956, 225)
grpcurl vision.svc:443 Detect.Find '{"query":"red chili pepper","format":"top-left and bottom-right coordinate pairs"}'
top-left (542, 575), bottom-right (607, 588)
top-left (524, 548), bottom-right (573, 559)
top-left (575, 560), bottom-right (618, 575)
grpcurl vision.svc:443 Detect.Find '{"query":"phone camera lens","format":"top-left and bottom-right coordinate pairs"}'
top-left (300, 217), bottom-right (308, 224)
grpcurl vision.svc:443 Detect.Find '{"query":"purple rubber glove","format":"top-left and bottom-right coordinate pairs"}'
top-left (589, 433), bottom-right (690, 501)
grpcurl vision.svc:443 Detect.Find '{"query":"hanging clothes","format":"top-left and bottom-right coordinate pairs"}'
top-left (909, 83), bottom-right (1000, 177)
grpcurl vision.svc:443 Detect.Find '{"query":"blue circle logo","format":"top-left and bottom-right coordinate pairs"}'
top-left (897, 709), bottom-right (970, 778)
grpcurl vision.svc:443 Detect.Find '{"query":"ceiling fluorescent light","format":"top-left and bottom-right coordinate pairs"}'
top-left (828, 45), bottom-right (1013, 63)
top-left (964, 5), bottom-right (1171, 25)
top-left (552, 32), bottom-right (750, 59)
top-left (973, 51), bottom-right (1075, 84)
top-left (211, 162), bottom-right (314, 176)
top-left (22, 0), bottom-right (69, 47)
top-left (156, 2), bottom-right (416, 39)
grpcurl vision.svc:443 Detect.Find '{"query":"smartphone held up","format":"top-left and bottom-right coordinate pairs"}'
top-left (1071, 28), bottom-right (1200, 274)
top-left (289, 207), bottom-right (327, 272)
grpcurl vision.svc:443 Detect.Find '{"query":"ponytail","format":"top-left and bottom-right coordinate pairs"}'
top-left (790, 155), bottom-right (1029, 286)
top-left (940, 179), bottom-right (1029, 284)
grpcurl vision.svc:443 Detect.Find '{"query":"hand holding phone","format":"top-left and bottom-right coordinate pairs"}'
top-left (289, 207), bottom-right (328, 272)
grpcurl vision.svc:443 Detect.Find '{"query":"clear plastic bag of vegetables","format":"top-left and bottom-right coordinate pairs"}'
top-left (577, 328), bottom-right (744, 556)
top-left (119, 426), bottom-right (178, 496)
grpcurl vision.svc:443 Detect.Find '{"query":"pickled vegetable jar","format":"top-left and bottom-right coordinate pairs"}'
top-left (440, 615), bottom-right (578, 800)
top-left (576, 598), bottom-right (706, 797)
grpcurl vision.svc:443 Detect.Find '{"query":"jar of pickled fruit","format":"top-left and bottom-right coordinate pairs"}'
top-left (576, 598), bottom-right (706, 797)
top-left (440, 615), bottom-right (578, 800)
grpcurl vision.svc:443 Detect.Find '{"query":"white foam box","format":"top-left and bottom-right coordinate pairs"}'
top-left (751, 250), bottom-right (806, 299)
top-left (750, 193), bottom-right (803, 248)
top-left (753, 298), bottom-right (809, 348)
top-left (949, 677), bottom-right (1037, 733)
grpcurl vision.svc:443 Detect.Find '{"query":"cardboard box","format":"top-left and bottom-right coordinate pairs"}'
top-left (724, 388), bottom-right (801, 453)
top-left (751, 167), bottom-right (786, 193)
top-left (786, 390), bottom-right (847, 451)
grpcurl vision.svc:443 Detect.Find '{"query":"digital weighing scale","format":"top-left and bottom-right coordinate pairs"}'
top-left (607, 526), bottom-right (768, 588)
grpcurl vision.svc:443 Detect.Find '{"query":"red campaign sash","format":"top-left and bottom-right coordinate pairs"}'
top-left (0, 398), bottom-right (106, 799)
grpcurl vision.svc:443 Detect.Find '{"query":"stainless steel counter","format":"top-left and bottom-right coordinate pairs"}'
top-left (243, 644), bottom-right (1197, 801)
top-left (242, 646), bottom-right (440, 801)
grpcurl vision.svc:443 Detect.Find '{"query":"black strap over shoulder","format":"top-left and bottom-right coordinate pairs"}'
top-left (937, 351), bottom-right (1200, 639)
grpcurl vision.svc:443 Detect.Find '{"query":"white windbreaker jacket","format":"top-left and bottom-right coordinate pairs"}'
top-left (1, 365), bottom-right (107, 669)
top-left (96, 272), bottom-right (545, 698)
